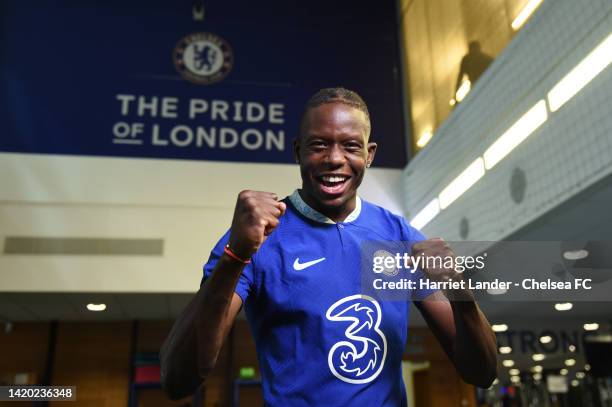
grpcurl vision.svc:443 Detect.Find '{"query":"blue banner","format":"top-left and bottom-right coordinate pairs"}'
top-left (1, 0), bottom-right (406, 167)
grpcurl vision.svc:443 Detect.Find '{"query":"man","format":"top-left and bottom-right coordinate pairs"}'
top-left (455, 41), bottom-right (494, 96)
top-left (160, 88), bottom-right (497, 405)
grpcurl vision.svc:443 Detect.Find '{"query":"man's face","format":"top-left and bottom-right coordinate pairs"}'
top-left (294, 102), bottom-right (377, 215)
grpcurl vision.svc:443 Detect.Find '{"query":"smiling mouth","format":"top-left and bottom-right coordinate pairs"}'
top-left (317, 174), bottom-right (350, 195)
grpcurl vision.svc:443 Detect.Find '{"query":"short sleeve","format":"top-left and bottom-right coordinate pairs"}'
top-left (201, 229), bottom-right (255, 305)
top-left (399, 218), bottom-right (439, 301)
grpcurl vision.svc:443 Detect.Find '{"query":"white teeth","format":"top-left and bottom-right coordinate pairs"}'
top-left (322, 176), bottom-right (347, 183)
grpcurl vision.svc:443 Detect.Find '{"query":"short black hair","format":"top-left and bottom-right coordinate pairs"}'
top-left (299, 87), bottom-right (371, 138)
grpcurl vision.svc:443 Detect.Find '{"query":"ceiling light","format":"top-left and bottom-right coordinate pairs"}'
top-left (483, 100), bottom-right (547, 169)
top-left (589, 334), bottom-right (612, 343)
top-left (492, 324), bottom-right (509, 333)
top-left (565, 359), bottom-right (576, 366)
top-left (86, 303), bottom-right (107, 312)
top-left (533, 373), bottom-right (542, 381)
top-left (439, 158), bottom-right (485, 209)
top-left (510, 375), bottom-right (521, 384)
top-left (410, 198), bottom-right (440, 230)
top-left (455, 79), bottom-right (471, 103)
top-left (548, 33), bottom-right (612, 112)
top-left (563, 249), bottom-right (589, 260)
top-left (554, 302), bottom-right (573, 311)
top-left (509, 369), bottom-right (520, 376)
top-left (560, 368), bottom-right (568, 375)
top-left (417, 130), bottom-right (433, 148)
top-left (502, 360), bottom-right (515, 367)
top-left (568, 345), bottom-right (576, 352)
top-left (540, 335), bottom-right (552, 344)
top-left (531, 365), bottom-right (543, 373)
top-left (576, 372), bottom-right (585, 379)
top-left (487, 287), bottom-right (509, 295)
top-left (583, 323), bottom-right (599, 331)
top-left (532, 354), bottom-right (545, 362)
top-left (499, 346), bottom-right (512, 354)
top-left (585, 364), bottom-right (591, 371)
top-left (571, 380), bottom-right (579, 387)
top-left (511, 0), bottom-right (544, 30)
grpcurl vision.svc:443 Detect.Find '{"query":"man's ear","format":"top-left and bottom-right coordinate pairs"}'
top-left (293, 137), bottom-right (301, 164)
top-left (366, 142), bottom-right (377, 167)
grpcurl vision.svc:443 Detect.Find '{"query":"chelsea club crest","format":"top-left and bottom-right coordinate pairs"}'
top-left (173, 32), bottom-right (233, 85)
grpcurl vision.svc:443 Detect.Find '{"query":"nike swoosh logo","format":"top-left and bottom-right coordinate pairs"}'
top-left (293, 257), bottom-right (326, 270)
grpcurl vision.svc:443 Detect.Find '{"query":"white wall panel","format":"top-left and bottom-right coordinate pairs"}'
top-left (403, 0), bottom-right (612, 243)
top-left (0, 153), bottom-right (402, 292)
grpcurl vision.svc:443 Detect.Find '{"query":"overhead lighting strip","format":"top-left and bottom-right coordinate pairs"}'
top-left (409, 33), bottom-right (611, 230)
top-left (410, 198), bottom-right (440, 230)
top-left (439, 158), bottom-right (486, 210)
top-left (511, 0), bottom-right (544, 31)
top-left (484, 100), bottom-right (548, 170)
top-left (548, 33), bottom-right (612, 112)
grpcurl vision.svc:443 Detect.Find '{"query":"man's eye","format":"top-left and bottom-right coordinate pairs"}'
top-left (346, 143), bottom-right (362, 150)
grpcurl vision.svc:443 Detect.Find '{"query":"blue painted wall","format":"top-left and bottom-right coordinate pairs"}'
top-left (1, 0), bottom-right (406, 167)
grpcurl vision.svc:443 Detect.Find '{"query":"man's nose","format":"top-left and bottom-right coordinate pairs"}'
top-left (325, 144), bottom-right (346, 166)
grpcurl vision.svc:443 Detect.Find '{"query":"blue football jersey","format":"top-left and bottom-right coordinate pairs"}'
top-left (202, 190), bottom-right (436, 406)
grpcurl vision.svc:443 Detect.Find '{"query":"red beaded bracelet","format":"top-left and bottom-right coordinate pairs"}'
top-left (224, 244), bottom-right (251, 264)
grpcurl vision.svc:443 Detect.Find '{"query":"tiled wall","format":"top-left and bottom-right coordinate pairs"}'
top-left (402, 0), bottom-right (612, 242)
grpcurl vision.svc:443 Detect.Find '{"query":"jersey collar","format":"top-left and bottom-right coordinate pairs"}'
top-left (288, 189), bottom-right (362, 224)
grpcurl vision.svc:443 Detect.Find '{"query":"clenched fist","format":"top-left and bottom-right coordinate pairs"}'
top-left (227, 190), bottom-right (286, 260)
top-left (410, 237), bottom-right (476, 301)
top-left (410, 238), bottom-right (461, 283)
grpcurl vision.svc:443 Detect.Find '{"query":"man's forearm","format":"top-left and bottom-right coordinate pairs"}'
top-left (447, 289), bottom-right (498, 387)
top-left (160, 254), bottom-right (245, 399)
top-left (160, 190), bottom-right (285, 400)
top-left (160, 289), bottom-right (206, 399)
top-left (412, 238), bottom-right (498, 387)
top-left (195, 255), bottom-right (245, 372)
